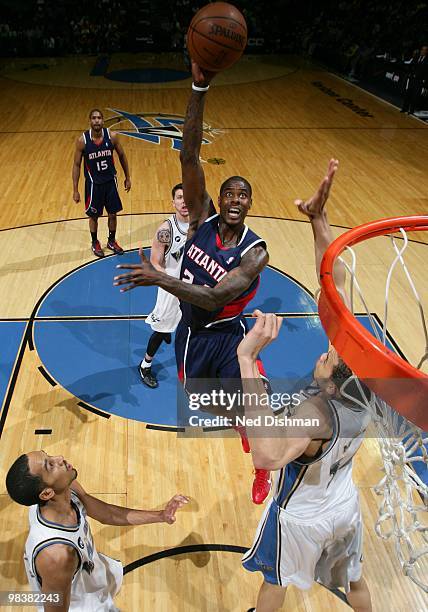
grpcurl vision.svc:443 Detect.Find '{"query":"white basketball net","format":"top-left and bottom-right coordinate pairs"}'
top-left (338, 227), bottom-right (428, 592)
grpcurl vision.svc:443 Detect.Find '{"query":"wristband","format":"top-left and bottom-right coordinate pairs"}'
top-left (192, 83), bottom-right (210, 92)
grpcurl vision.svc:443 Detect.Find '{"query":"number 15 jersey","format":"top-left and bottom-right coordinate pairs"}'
top-left (83, 128), bottom-right (117, 185)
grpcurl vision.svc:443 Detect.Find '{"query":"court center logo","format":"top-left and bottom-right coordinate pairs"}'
top-left (104, 108), bottom-right (222, 151)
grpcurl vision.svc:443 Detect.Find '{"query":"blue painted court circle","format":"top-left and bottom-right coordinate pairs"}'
top-left (33, 248), bottom-right (344, 426)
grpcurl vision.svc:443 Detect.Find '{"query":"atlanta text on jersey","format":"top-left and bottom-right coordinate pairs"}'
top-left (88, 149), bottom-right (113, 160)
top-left (186, 243), bottom-right (228, 282)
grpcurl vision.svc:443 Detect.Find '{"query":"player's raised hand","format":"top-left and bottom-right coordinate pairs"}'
top-left (114, 248), bottom-right (160, 291)
top-left (191, 59), bottom-right (216, 88)
top-left (237, 310), bottom-right (282, 361)
top-left (161, 494), bottom-right (190, 525)
top-left (73, 191), bottom-right (80, 203)
top-left (295, 158), bottom-right (339, 218)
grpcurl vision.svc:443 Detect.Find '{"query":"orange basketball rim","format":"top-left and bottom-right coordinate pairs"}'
top-left (318, 215), bottom-right (428, 430)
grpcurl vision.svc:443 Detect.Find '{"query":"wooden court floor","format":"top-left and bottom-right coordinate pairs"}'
top-left (0, 54), bottom-right (427, 611)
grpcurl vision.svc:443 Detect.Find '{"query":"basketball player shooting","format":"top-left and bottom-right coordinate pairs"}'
top-left (114, 59), bottom-right (272, 505)
top-left (237, 160), bottom-right (372, 612)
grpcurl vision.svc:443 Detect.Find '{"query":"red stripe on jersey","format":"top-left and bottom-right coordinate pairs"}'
top-left (84, 161), bottom-right (93, 181)
top-left (178, 364), bottom-right (184, 383)
top-left (215, 277), bottom-right (260, 320)
top-left (215, 232), bottom-right (232, 251)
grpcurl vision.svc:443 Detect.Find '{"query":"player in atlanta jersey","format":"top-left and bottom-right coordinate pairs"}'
top-left (140, 183), bottom-right (189, 388)
top-left (72, 108), bottom-right (131, 258)
top-left (114, 61), bottom-right (273, 504)
top-left (6, 451), bottom-right (188, 612)
top-left (237, 160), bottom-right (372, 612)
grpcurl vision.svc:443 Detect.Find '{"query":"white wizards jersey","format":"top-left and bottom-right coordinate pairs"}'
top-left (24, 491), bottom-right (123, 611)
top-left (274, 385), bottom-right (371, 521)
top-left (163, 214), bottom-right (188, 278)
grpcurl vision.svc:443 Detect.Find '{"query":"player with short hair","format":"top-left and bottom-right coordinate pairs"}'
top-left (238, 160), bottom-right (372, 612)
top-left (140, 183), bottom-right (189, 388)
top-left (6, 451), bottom-right (188, 612)
top-left (114, 61), bottom-right (272, 504)
top-left (72, 108), bottom-right (131, 258)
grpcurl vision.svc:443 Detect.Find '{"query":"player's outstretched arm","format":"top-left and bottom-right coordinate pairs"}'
top-left (180, 60), bottom-right (216, 239)
top-left (236, 311), bottom-right (315, 470)
top-left (72, 137), bottom-right (84, 204)
top-left (114, 245), bottom-right (268, 310)
top-left (111, 132), bottom-right (131, 192)
top-left (71, 481), bottom-right (189, 526)
top-left (296, 159), bottom-right (350, 308)
top-left (36, 544), bottom-right (77, 612)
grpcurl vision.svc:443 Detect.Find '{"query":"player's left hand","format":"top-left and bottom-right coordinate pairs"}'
top-left (124, 177), bottom-right (131, 192)
top-left (237, 310), bottom-right (282, 360)
top-left (295, 158), bottom-right (339, 218)
top-left (114, 248), bottom-right (160, 291)
top-left (161, 494), bottom-right (190, 524)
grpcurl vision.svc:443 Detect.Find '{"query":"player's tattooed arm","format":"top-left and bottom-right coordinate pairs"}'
top-left (180, 60), bottom-right (216, 239)
top-left (202, 245), bottom-right (269, 309)
top-left (157, 228), bottom-right (171, 244)
top-left (114, 245), bottom-right (269, 311)
top-left (150, 221), bottom-right (171, 271)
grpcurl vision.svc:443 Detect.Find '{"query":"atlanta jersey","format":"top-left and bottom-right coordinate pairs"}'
top-left (24, 490), bottom-right (122, 611)
top-left (83, 128), bottom-right (117, 185)
top-left (179, 213), bottom-right (266, 330)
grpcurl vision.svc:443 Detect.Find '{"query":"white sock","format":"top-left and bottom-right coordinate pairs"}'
top-left (141, 358), bottom-right (152, 369)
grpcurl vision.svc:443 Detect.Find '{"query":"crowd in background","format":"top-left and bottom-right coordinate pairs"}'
top-left (1, 0), bottom-right (427, 112)
top-left (0, 0), bottom-right (280, 56)
top-left (0, 0), bottom-right (134, 56)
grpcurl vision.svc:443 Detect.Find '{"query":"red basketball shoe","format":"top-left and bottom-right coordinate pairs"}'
top-left (91, 240), bottom-right (105, 258)
top-left (252, 469), bottom-right (271, 504)
top-left (107, 240), bottom-right (124, 255)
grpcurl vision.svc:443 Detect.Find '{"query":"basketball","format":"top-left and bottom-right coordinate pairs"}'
top-left (186, 2), bottom-right (247, 72)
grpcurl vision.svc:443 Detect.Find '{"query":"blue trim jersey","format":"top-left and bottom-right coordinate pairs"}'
top-left (83, 128), bottom-right (117, 185)
top-left (24, 491), bottom-right (122, 611)
top-left (273, 385), bottom-right (370, 518)
top-left (242, 385), bottom-right (369, 591)
top-left (179, 213), bottom-right (266, 329)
